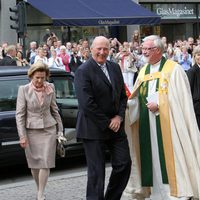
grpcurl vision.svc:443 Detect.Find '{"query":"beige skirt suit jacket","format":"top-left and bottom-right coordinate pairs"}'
top-left (16, 82), bottom-right (63, 169)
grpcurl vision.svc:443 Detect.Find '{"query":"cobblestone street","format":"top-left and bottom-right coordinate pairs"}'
top-left (0, 167), bottom-right (133, 200)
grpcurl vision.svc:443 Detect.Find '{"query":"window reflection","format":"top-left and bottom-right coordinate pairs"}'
top-left (0, 79), bottom-right (28, 111)
top-left (49, 77), bottom-right (76, 99)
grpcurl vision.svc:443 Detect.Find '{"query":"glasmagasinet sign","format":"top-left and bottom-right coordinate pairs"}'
top-left (153, 4), bottom-right (197, 19)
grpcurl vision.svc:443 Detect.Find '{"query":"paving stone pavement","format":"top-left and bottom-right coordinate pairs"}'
top-left (0, 167), bottom-right (133, 200)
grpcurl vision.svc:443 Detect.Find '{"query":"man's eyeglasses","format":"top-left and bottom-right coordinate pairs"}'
top-left (142, 47), bottom-right (157, 51)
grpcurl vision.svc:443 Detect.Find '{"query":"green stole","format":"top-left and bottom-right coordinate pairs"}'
top-left (138, 57), bottom-right (168, 186)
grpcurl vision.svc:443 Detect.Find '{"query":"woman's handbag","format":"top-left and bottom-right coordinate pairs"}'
top-left (56, 134), bottom-right (67, 158)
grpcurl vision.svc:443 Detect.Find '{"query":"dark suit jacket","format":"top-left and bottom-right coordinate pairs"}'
top-left (0, 56), bottom-right (17, 66)
top-left (74, 57), bottom-right (127, 140)
top-left (69, 55), bottom-right (82, 73)
top-left (187, 64), bottom-right (200, 115)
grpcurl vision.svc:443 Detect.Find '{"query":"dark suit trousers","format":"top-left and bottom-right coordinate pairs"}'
top-left (83, 136), bottom-right (131, 200)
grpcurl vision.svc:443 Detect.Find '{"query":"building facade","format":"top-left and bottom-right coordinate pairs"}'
top-left (0, 0), bottom-right (200, 46)
top-left (139, 0), bottom-right (200, 43)
top-left (0, 0), bottom-right (18, 45)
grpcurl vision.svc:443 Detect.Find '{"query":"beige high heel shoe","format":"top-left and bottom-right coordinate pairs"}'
top-left (37, 195), bottom-right (46, 200)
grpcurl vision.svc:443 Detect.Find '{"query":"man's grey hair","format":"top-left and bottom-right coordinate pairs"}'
top-left (90, 36), bottom-right (110, 49)
top-left (143, 35), bottom-right (164, 53)
top-left (30, 41), bottom-right (37, 46)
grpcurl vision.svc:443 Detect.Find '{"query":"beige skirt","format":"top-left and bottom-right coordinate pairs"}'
top-left (25, 125), bottom-right (57, 169)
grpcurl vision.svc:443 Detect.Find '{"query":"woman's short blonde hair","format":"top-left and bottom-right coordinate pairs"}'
top-left (192, 46), bottom-right (200, 64)
top-left (60, 45), bottom-right (66, 50)
top-left (193, 46), bottom-right (200, 56)
top-left (5, 45), bottom-right (16, 54)
top-left (28, 60), bottom-right (50, 79)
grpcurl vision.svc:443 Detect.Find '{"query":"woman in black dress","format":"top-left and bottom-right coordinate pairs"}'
top-left (187, 46), bottom-right (200, 130)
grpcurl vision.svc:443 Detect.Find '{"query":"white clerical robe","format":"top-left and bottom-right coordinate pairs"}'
top-left (124, 62), bottom-right (200, 200)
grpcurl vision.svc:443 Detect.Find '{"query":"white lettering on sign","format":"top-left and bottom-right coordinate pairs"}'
top-left (98, 20), bottom-right (120, 25)
top-left (157, 7), bottom-right (194, 17)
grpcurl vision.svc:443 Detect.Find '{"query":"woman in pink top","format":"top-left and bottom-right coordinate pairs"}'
top-left (58, 45), bottom-right (70, 72)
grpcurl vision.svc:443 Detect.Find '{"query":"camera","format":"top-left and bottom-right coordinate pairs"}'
top-left (111, 48), bottom-right (116, 53)
top-left (50, 32), bottom-right (55, 37)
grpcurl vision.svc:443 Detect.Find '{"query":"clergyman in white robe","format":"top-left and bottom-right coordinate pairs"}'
top-left (124, 60), bottom-right (200, 200)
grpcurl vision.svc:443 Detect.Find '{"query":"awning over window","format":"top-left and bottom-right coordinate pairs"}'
top-left (26, 0), bottom-right (160, 26)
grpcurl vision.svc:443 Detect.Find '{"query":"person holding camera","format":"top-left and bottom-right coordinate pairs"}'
top-left (107, 48), bottom-right (117, 63)
top-left (116, 47), bottom-right (137, 92)
top-left (69, 46), bottom-right (82, 74)
top-left (16, 50), bottom-right (29, 66)
top-left (48, 49), bottom-right (65, 70)
top-left (46, 32), bottom-right (58, 47)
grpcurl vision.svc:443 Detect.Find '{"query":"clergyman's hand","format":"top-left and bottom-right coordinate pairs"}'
top-left (109, 115), bottom-right (122, 133)
top-left (146, 102), bottom-right (159, 113)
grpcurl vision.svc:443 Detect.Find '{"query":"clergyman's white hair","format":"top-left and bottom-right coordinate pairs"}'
top-left (143, 35), bottom-right (164, 53)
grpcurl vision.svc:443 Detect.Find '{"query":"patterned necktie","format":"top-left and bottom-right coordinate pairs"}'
top-left (100, 64), bottom-right (111, 83)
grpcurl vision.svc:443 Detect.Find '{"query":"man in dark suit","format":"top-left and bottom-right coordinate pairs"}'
top-left (74, 36), bottom-right (131, 200)
top-left (69, 47), bottom-right (82, 74)
top-left (0, 45), bottom-right (17, 66)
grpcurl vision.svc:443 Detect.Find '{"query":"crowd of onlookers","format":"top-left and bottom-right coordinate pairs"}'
top-left (0, 31), bottom-right (200, 89)
top-left (0, 34), bottom-right (91, 75)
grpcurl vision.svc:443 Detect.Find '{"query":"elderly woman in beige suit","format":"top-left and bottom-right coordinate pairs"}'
top-left (16, 60), bottom-right (63, 200)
